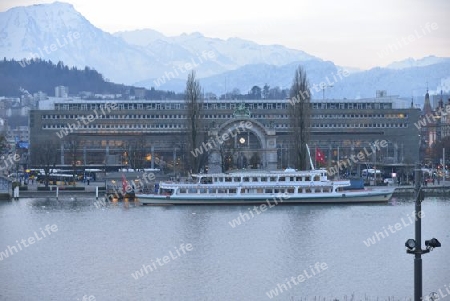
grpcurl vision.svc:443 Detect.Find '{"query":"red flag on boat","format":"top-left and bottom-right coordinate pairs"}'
top-left (122, 174), bottom-right (128, 194)
top-left (315, 148), bottom-right (326, 165)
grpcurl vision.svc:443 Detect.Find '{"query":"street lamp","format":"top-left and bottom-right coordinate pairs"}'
top-left (424, 238), bottom-right (441, 250)
top-left (405, 239), bottom-right (417, 250)
top-left (405, 163), bottom-right (441, 301)
top-left (320, 83), bottom-right (333, 100)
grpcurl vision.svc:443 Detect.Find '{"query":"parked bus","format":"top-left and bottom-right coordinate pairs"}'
top-left (84, 169), bottom-right (101, 181)
top-left (361, 169), bottom-right (381, 179)
top-left (361, 168), bottom-right (382, 185)
top-left (37, 173), bottom-right (76, 185)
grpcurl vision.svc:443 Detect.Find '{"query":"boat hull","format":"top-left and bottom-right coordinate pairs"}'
top-left (136, 189), bottom-right (393, 205)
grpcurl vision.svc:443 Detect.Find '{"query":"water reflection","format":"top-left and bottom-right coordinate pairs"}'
top-left (24, 196), bottom-right (141, 212)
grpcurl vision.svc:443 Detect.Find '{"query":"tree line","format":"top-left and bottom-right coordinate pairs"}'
top-left (1, 58), bottom-right (293, 101)
top-left (0, 58), bottom-right (176, 99)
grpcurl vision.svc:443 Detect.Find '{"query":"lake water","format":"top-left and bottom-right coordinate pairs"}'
top-left (0, 196), bottom-right (449, 301)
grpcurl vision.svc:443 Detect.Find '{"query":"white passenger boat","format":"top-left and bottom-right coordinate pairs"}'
top-left (136, 168), bottom-right (394, 205)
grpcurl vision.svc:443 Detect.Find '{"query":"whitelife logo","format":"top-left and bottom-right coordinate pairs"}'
top-left (265, 262), bottom-right (328, 299)
top-left (131, 243), bottom-right (193, 280)
top-left (190, 121), bottom-right (253, 158)
top-left (362, 210), bottom-right (424, 247)
top-left (228, 194), bottom-right (290, 228)
top-left (0, 224), bottom-right (58, 261)
top-left (153, 51), bottom-right (216, 87)
top-left (18, 31), bottom-right (81, 67)
top-left (55, 102), bottom-right (118, 139)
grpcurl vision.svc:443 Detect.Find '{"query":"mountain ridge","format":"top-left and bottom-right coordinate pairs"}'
top-left (0, 1), bottom-right (449, 99)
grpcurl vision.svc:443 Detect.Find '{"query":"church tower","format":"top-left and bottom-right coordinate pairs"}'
top-left (421, 88), bottom-right (435, 164)
top-left (422, 88), bottom-right (433, 115)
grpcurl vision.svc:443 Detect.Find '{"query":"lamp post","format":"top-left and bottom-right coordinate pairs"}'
top-left (443, 148), bottom-right (446, 184)
top-left (321, 83), bottom-right (333, 100)
top-left (173, 147), bottom-right (177, 177)
top-left (405, 163), bottom-right (441, 301)
top-left (104, 159), bottom-right (107, 193)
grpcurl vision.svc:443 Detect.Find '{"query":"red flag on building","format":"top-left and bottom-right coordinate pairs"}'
top-left (315, 148), bottom-right (326, 165)
top-left (122, 174), bottom-right (128, 194)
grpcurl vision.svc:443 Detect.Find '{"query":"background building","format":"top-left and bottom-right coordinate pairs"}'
top-left (28, 96), bottom-right (421, 176)
top-left (55, 86), bottom-right (69, 98)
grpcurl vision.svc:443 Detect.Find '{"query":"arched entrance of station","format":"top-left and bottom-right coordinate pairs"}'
top-left (207, 119), bottom-right (277, 173)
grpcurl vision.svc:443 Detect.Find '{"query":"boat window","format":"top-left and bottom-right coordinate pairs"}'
top-left (261, 177), bottom-right (267, 181)
top-left (252, 177), bottom-right (259, 182)
top-left (270, 177), bottom-right (276, 182)
top-left (279, 177), bottom-right (285, 181)
top-left (234, 177), bottom-right (240, 182)
top-left (179, 188), bottom-right (186, 193)
top-left (218, 189), bottom-right (226, 193)
top-left (297, 188), bottom-right (303, 193)
top-left (257, 188), bottom-right (263, 193)
top-left (290, 177), bottom-right (294, 181)
top-left (243, 177), bottom-right (250, 182)
top-left (296, 177), bottom-right (302, 181)
top-left (314, 175), bottom-right (320, 181)
top-left (305, 188), bottom-right (312, 193)
top-left (305, 176), bottom-right (311, 181)
top-left (225, 177), bottom-right (232, 182)
top-left (229, 188), bottom-right (236, 193)
top-left (162, 189), bottom-right (173, 195)
top-left (265, 188), bottom-right (273, 193)
top-left (287, 188), bottom-right (294, 193)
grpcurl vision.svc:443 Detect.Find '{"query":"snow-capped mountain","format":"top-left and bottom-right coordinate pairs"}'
top-left (0, 1), bottom-right (449, 100)
top-left (114, 30), bottom-right (322, 81)
top-left (0, 2), bottom-right (320, 84)
top-left (115, 30), bottom-right (319, 69)
top-left (114, 28), bottom-right (167, 46)
top-left (0, 2), bottom-right (164, 84)
top-left (385, 56), bottom-right (450, 70)
top-left (136, 60), bottom-right (450, 101)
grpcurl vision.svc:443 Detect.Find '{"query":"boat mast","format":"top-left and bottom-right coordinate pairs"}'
top-left (306, 144), bottom-right (315, 170)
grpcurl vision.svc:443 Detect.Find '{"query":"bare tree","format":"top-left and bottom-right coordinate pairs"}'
top-left (288, 66), bottom-right (311, 170)
top-left (431, 136), bottom-right (450, 163)
top-left (216, 137), bottom-right (238, 172)
top-left (64, 136), bottom-right (80, 184)
top-left (0, 133), bottom-right (7, 154)
top-left (32, 139), bottom-right (59, 188)
top-left (125, 137), bottom-right (147, 170)
top-left (262, 84), bottom-right (270, 99)
top-left (185, 70), bottom-right (207, 173)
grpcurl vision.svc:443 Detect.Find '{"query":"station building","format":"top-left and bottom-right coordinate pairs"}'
top-left (28, 96), bottom-right (421, 174)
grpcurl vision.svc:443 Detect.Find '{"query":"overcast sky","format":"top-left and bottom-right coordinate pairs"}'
top-left (1, 0), bottom-right (449, 70)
